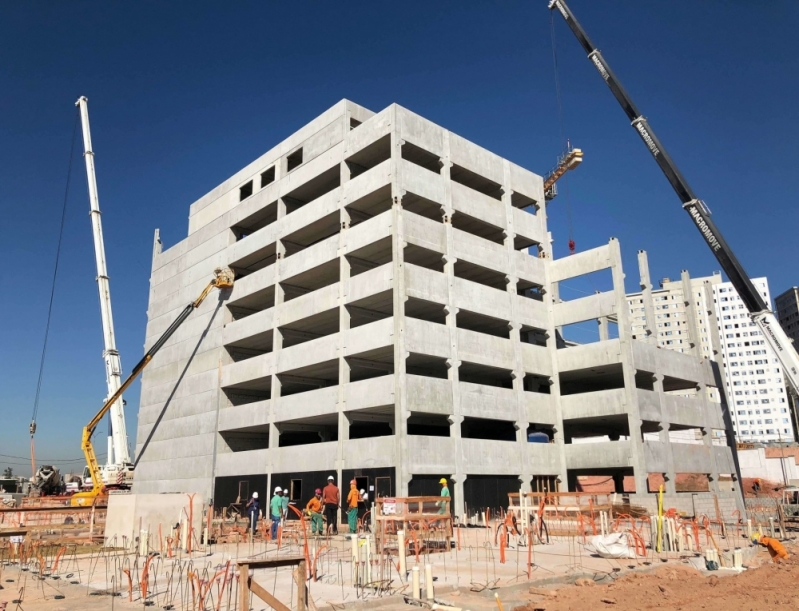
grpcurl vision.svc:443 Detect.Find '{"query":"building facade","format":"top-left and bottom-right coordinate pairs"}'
top-left (134, 100), bottom-right (741, 517)
top-left (776, 287), bottom-right (799, 347)
top-left (627, 272), bottom-right (792, 444)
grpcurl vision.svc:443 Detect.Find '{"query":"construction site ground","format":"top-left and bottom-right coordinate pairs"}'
top-left (0, 527), bottom-right (793, 611)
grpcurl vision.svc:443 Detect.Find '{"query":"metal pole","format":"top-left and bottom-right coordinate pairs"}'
top-left (76, 96), bottom-right (129, 465)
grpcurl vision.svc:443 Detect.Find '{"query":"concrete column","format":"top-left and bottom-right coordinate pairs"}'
top-left (681, 270), bottom-right (701, 358)
top-left (597, 317), bottom-right (609, 341)
top-left (654, 373), bottom-right (677, 495)
top-left (637, 250), bottom-right (657, 345)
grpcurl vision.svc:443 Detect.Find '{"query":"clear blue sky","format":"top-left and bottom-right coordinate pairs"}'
top-left (1, 1), bottom-right (797, 477)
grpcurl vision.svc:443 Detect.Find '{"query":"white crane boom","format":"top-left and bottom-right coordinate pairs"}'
top-left (76, 96), bottom-right (130, 467)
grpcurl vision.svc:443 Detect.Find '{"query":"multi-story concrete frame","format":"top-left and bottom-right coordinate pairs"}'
top-left (627, 272), bottom-right (792, 444)
top-left (134, 100), bottom-right (741, 516)
top-left (776, 287), bottom-right (799, 347)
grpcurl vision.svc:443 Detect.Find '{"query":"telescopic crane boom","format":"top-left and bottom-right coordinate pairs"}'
top-left (71, 267), bottom-right (234, 507)
top-left (548, 0), bottom-right (799, 397)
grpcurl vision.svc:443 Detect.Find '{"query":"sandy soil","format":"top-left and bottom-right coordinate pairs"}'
top-left (515, 542), bottom-right (799, 611)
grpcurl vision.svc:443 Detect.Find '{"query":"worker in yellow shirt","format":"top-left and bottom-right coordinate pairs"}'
top-left (346, 480), bottom-right (361, 534)
top-left (753, 533), bottom-right (789, 562)
top-left (305, 488), bottom-right (324, 536)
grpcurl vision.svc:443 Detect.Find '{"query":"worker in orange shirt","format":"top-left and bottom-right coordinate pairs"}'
top-left (305, 489), bottom-right (324, 536)
top-left (346, 480), bottom-right (361, 534)
top-left (753, 533), bottom-right (789, 562)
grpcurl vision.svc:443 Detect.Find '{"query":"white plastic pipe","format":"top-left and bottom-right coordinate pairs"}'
top-left (398, 530), bottom-right (407, 578)
top-left (424, 564), bottom-right (434, 600)
top-left (412, 566), bottom-right (420, 600)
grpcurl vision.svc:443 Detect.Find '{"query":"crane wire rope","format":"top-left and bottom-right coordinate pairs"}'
top-left (549, 11), bottom-right (577, 254)
top-left (29, 108), bottom-right (80, 477)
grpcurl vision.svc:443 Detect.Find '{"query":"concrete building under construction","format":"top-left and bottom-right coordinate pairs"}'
top-left (133, 100), bottom-right (743, 517)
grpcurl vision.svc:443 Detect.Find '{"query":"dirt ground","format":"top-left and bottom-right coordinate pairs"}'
top-left (514, 541), bottom-right (799, 611)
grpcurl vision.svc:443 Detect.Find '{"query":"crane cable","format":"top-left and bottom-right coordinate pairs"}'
top-left (29, 108), bottom-right (80, 476)
top-left (550, 11), bottom-right (576, 254)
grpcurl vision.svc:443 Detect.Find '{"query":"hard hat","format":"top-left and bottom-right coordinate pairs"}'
top-left (751, 533), bottom-right (761, 543)
top-left (252, 492), bottom-right (259, 498)
top-left (439, 478), bottom-right (448, 485)
top-left (360, 489), bottom-right (365, 495)
top-left (275, 486), bottom-right (282, 493)
top-left (327, 475), bottom-right (334, 480)
top-left (315, 488), bottom-right (322, 495)
top-left (351, 479), bottom-right (357, 486)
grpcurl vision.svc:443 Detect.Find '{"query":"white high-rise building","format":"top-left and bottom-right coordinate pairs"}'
top-left (626, 271), bottom-right (792, 444)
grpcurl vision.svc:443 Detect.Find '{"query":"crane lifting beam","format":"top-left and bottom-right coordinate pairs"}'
top-left (544, 145), bottom-right (583, 200)
top-left (548, 0), bottom-right (799, 397)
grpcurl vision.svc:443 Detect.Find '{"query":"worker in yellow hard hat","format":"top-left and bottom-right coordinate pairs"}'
top-left (437, 478), bottom-right (450, 515)
top-left (752, 532), bottom-right (789, 563)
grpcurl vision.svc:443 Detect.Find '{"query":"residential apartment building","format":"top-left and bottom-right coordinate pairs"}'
top-left (627, 271), bottom-right (792, 443)
top-left (776, 287), bottom-right (799, 347)
top-left (133, 100), bottom-right (742, 517)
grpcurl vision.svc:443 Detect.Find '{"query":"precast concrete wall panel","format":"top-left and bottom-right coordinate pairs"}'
top-left (405, 375), bottom-right (453, 415)
top-left (459, 382), bottom-right (517, 421)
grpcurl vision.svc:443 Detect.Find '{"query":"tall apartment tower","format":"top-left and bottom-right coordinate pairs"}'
top-left (776, 287), bottom-right (799, 346)
top-left (627, 271), bottom-right (792, 444)
top-left (134, 100), bottom-right (742, 517)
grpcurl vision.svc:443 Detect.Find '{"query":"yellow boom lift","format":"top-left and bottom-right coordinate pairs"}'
top-left (71, 267), bottom-right (234, 507)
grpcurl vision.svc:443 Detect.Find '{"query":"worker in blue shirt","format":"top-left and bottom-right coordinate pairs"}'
top-left (245, 491), bottom-right (260, 535)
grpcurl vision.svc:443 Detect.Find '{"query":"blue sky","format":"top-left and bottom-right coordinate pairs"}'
top-left (1, 1), bottom-right (797, 477)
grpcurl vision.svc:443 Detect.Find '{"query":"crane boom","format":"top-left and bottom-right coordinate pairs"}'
top-left (548, 0), bottom-right (799, 397)
top-left (76, 96), bottom-right (129, 466)
top-left (71, 267), bottom-right (234, 506)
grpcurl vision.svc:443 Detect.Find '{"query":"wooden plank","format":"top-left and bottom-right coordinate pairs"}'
top-left (250, 577), bottom-right (292, 611)
top-left (297, 561), bottom-right (307, 611)
top-left (236, 555), bottom-right (305, 570)
top-left (239, 564), bottom-right (249, 611)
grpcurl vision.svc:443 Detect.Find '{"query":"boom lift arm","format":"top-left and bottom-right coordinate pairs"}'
top-left (548, 0), bottom-right (799, 396)
top-left (71, 267), bottom-right (234, 506)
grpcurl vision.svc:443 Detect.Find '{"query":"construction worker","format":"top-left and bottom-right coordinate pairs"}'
top-left (281, 487), bottom-right (290, 519)
top-left (270, 487), bottom-right (283, 540)
top-left (305, 489), bottom-right (324, 535)
top-left (437, 478), bottom-right (450, 515)
top-left (323, 475), bottom-right (340, 535)
top-left (346, 480), bottom-right (361, 534)
top-left (245, 491), bottom-right (260, 535)
top-left (753, 533), bottom-right (789, 562)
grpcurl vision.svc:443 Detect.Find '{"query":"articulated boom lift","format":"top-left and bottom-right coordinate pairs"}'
top-left (548, 0), bottom-right (799, 397)
top-left (71, 267), bottom-right (234, 507)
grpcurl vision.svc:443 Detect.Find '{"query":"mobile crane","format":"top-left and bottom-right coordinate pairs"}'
top-left (71, 267), bottom-right (235, 507)
top-left (548, 0), bottom-right (799, 397)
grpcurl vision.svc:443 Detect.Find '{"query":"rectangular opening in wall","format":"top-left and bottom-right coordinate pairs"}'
top-left (461, 416), bottom-right (516, 441)
top-left (641, 420), bottom-right (661, 441)
top-left (526, 424), bottom-right (554, 443)
top-left (277, 413), bottom-right (338, 447)
top-left (559, 363), bottom-right (625, 395)
top-left (450, 164), bottom-right (503, 200)
top-left (563, 414), bottom-right (629, 442)
top-left (347, 290), bottom-right (393, 329)
top-left (511, 191), bottom-right (537, 212)
top-left (348, 405), bottom-right (395, 439)
top-left (520, 324), bottom-right (548, 347)
top-left (226, 329), bottom-right (274, 363)
top-left (556, 322), bottom-right (603, 347)
top-left (531, 475), bottom-right (559, 493)
top-left (404, 243), bottom-right (445, 273)
top-left (558, 268), bottom-right (614, 298)
top-left (463, 475), bottom-right (522, 515)
top-left (279, 307), bottom-right (339, 349)
top-left (517, 280), bottom-right (545, 302)
top-left (451, 212), bottom-right (505, 245)
top-left (458, 361), bottom-right (513, 389)
top-left (523, 373), bottom-right (551, 394)
top-left (222, 387), bottom-right (271, 407)
top-left (261, 166), bottom-right (275, 188)
top-left (347, 346), bottom-right (394, 383)
top-left (668, 426), bottom-right (704, 444)
top-left (229, 241), bottom-right (277, 277)
top-left (569, 469), bottom-right (634, 493)
top-left (239, 180), bottom-right (254, 201)
top-left (405, 297), bottom-right (447, 325)
top-left (408, 412), bottom-right (450, 437)
top-left (346, 185), bottom-right (392, 227)
top-left (453, 260), bottom-right (507, 291)
top-left (406, 353), bottom-right (449, 379)
top-left (403, 192), bottom-right (443, 222)
top-left (281, 259), bottom-right (340, 302)
top-left (350, 117), bottom-right (362, 130)
top-left (675, 473), bottom-right (710, 492)
top-left (635, 370), bottom-right (655, 391)
top-left (346, 236), bottom-right (393, 277)
top-left (228, 285), bottom-right (275, 321)
top-left (345, 135), bottom-right (391, 179)
top-left (663, 375), bottom-right (698, 393)
top-left (286, 147), bottom-right (303, 172)
top-left (220, 425), bottom-right (270, 452)
top-left (278, 359), bottom-right (339, 397)
top-left (456, 309), bottom-right (510, 339)
top-left (290, 479), bottom-right (302, 502)
top-left (233, 200), bottom-right (278, 241)
top-left (401, 141), bottom-right (441, 174)
top-left (282, 211), bottom-right (341, 258)
top-left (514, 232), bottom-right (540, 252)
top-left (283, 165), bottom-right (340, 214)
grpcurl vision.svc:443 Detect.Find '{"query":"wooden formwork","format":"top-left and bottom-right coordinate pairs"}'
top-left (374, 496), bottom-right (452, 555)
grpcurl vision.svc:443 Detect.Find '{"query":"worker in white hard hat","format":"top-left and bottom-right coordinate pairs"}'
top-left (270, 486), bottom-right (283, 540)
top-left (322, 475), bottom-right (340, 535)
top-left (245, 491), bottom-right (260, 535)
